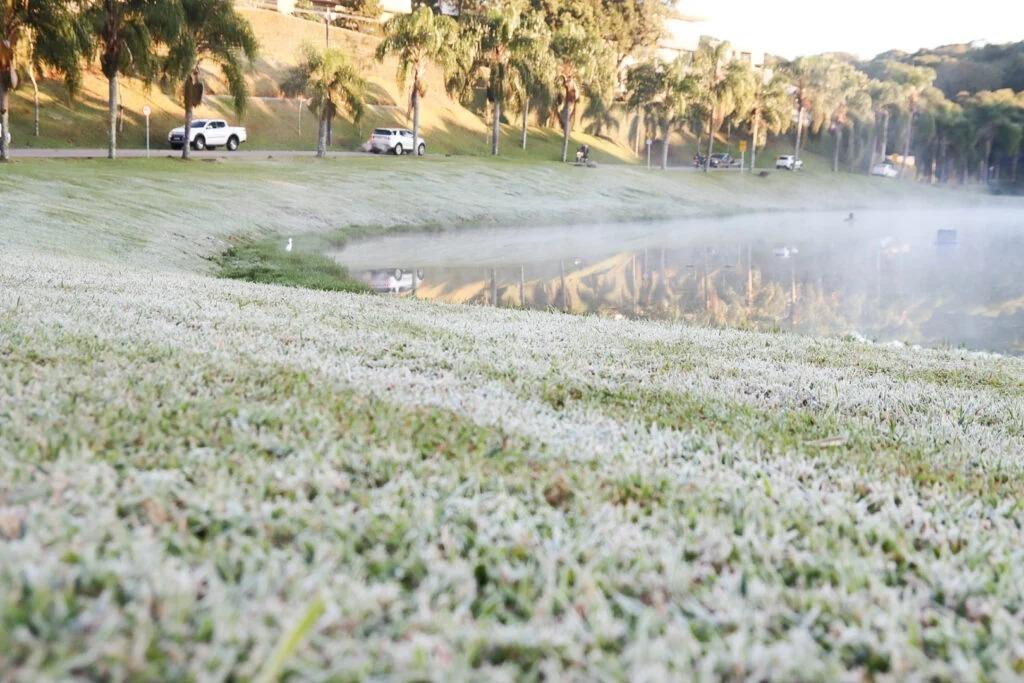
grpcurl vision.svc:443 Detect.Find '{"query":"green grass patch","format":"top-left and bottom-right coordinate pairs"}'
top-left (216, 237), bottom-right (370, 293)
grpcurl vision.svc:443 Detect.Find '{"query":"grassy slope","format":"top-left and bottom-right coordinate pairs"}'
top-left (5, 9), bottom-right (635, 163)
top-left (2, 159), bottom-right (1024, 679)
top-left (0, 155), bottom-right (1002, 270)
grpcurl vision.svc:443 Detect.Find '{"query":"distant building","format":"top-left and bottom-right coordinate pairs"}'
top-left (269, 0), bottom-right (410, 20)
top-left (380, 0), bottom-right (411, 17)
top-left (660, 3), bottom-right (765, 66)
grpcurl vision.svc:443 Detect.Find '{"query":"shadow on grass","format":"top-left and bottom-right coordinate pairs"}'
top-left (216, 237), bottom-right (370, 293)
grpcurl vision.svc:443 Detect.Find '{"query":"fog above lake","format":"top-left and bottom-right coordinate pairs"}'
top-left (332, 208), bottom-right (1024, 354)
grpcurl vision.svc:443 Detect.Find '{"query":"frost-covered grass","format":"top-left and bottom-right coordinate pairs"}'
top-left (3, 249), bottom-right (1024, 681)
top-left (0, 156), bottom-right (1002, 272)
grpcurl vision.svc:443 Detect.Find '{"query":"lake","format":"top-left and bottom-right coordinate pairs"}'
top-left (331, 208), bottom-right (1024, 354)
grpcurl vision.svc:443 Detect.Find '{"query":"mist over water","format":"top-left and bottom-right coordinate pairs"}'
top-left (332, 208), bottom-right (1024, 354)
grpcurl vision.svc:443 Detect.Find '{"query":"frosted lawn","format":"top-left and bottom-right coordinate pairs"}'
top-left (2, 251), bottom-right (1024, 681)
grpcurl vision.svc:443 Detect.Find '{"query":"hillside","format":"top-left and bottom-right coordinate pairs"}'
top-left (5, 9), bottom-right (639, 162)
top-left (2, 157), bottom-right (1024, 679)
top-left (1, 155), bottom-right (1000, 270)
top-left (868, 40), bottom-right (1024, 98)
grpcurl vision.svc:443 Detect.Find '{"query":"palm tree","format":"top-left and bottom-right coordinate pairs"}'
top-left (784, 56), bottom-right (825, 164)
top-left (12, 32), bottom-right (41, 137)
top-left (376, 5), bottom-right (456, 159)
top-left (84, 0), bottom-right (180, 159)
top-left (963, 90), bottom-right (1022, 182)
top-left (0, 0), bottom-right (86, 161)
top-left (827, 62), bottom-right (869, 173)
top-left (868, 79), bottom-right (901, 173)
top-left (651, 58), bottom-right (700, 171)
top-left (445, 2), bottom-right (538, 156)
top-left (693, 39), bottom-right (751, 172)
top-left (550, 23), bottom-right (612, 163)
top-left (280, 44), bottom-right (365, 158)
top-left (478, 3), bottom-right (520, 156)
top-left (884, 62), bottom-right (936, 177)
top-left (625, 58), bottom-right (658, 159)
top-left (840, 73), bottom-right (873, 172)
top-left (508, 10), bottom-right (553, 151)
top-left (164, 0), bottom-right (257, 161)
top-left (742, 66), bottom-right (791, 169)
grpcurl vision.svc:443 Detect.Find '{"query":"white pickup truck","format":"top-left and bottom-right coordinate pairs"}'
top-left (168, 119), bottom-right (247, 151)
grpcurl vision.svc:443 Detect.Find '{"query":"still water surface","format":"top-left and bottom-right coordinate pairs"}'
top-left (331, 208), bottom-right (1024, 354)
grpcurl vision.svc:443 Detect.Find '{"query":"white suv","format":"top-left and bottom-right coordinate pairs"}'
top-left (871, 162), bottom-right (899, 178)
top-left (775, 154), bottom-right (803, 171)
top-left (369, 128), bottom-right (426, 156)
top-left (168, 119), bottom-right (247, 151)
top-left (362, 268), bottom-right (424, 293)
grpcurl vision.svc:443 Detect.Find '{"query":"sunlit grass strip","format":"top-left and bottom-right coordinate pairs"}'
top-left (217, 238), bottom-right (370, 293)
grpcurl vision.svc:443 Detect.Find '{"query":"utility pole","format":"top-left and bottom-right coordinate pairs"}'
top-left (324, 9), bottom-right (335, 48)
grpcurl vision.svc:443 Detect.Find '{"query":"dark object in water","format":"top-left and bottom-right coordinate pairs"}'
top-left (844, 212), bottom-right (855, 222)
top-left (936, 229), bottom-right (959, 247)
top-left (758, 170), bottom-right (770, 178)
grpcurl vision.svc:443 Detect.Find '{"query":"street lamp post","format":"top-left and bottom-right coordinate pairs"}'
top-left (324, 9), bottom-right (337, 146)
top-left (325, 9), bottom-right (336, 48)
top-left (143, 105), bottom-right (152, 158)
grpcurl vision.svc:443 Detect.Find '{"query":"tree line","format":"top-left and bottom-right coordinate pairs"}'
top-left (4, 0), bottom-right (1023, 182)
top-left (1, 0), bottom-right (256, 161)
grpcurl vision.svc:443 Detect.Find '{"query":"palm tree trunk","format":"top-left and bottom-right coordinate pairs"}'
top-left (937, 137), bottom-right (947, 183)
top-left (847, 121), bottom-right (857, 171)
top-left (316, 109), bottom-right (327, 158)
top-left (182, 95), bottom-right (193, 160)
top-left (521, 99), bottom-right (528, 150)
top-left (30, 69), bottom-right (39, 137)
top-left (750, 116), bottom-right (758, 169)
top-left (867, 116), bottom-right (879, 174)
top-left (704, 112), bottom-right (714, 173)
top-left (108, 75), bottom-right (118, 160)
top-left (326, 116), bottom-right (332, 146)
top-left (929, 141), bottom-right (938, 184)
top-left (900, 111), bottom-right (914, 177)
top-left (491, 95), bottom-right (500, 156)
top-left (0, 79), bottom-right (9, 161)
top-left (560, 92), bottom-right (571, 163)
top-left (880, 110), bottom-right (890, 166)
top-left (832, 126), bottom-right (841, 172)
top-left (794, 103), bottom-right (804, 160)
top-left (984, 136), bottom-right (993, 182)
top-left (412, 79), bottom-right (421, 159)
top-left (633, 109), bottom-right (640, 156)
top-left (661, 124), bottom-right (669, 170)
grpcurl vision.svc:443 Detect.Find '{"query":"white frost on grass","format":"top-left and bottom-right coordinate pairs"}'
top-left (2, 252), bottom-right (1024, 680)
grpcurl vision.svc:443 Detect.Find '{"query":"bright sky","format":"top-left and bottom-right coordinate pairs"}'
top-left (680, 0), bottom-right (1024, 59)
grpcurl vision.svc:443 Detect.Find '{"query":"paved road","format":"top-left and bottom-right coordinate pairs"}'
top-left (8, 147), bottom-right (362, 159)
top-left (8, 147), bottom-right (760, 170)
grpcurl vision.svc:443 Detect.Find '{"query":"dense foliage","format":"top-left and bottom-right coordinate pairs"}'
top-left (4, 0), bottom-right (1023, 178)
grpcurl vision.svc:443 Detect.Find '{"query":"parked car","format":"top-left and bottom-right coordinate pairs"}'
top-left (775, 154), bottom-right (804, 171)
top-left (168, 119), bottom-right (247, 151)
top-left (363, 268), bottom-right (424, 294)
top-left (369, 128), bottom-right (426, 156)
top-left (871, 161), bottom-right (899, 178)
top-left (709, 153), bottom-right (735, 168)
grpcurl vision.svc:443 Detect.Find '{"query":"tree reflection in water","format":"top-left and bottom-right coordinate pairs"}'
top-left (400, 239), bottom-right (1024, 354)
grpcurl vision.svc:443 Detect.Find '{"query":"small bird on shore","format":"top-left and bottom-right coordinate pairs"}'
top-left (286, 238), bottom-right (293, 252)
top-left (844, 212), bottom-right (855, 222)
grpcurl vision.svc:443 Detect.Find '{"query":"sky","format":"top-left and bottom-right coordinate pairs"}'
top-left (679, 0), bottom-right (1024, 59)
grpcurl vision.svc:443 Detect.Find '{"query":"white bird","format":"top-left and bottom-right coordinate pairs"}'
top-left (286, 238), bottom-right (293, 253)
